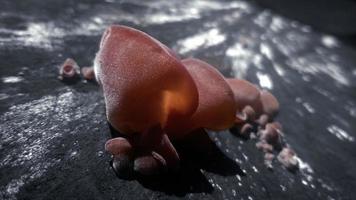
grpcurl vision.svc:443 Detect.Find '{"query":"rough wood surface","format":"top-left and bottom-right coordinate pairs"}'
top-left (1, 0), bottom-right (356, 199)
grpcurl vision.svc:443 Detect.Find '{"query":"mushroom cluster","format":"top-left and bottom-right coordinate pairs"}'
top-left (58, 58), bottom-right (96, 82)
top-left (91, 25), bottom-right (298, 176)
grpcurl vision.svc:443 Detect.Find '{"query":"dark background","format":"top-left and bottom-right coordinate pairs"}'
top-left (1, 0), bottom-right (356, 199)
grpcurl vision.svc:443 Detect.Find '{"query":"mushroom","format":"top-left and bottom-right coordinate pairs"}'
top-left (58, 58), bottom-right (80, 81)
top-left (105, 137), bottom-right (134, 177)
top-left (166, 58), bottom-right (237, 139)
top-left (277, 147), bottom-right (299, 171)
top-left (95, 25), bottom-right (199, 134)
top-left (96, 25), bottom-right (199, 175)
top-left (259, 90), bottom-right (280, 120)
top-left (259, 122), bottom-right (282, 147)
top-left (226, 78), bottom-right (262, 123)
top-left (81, 66), bottom-right (96, 81)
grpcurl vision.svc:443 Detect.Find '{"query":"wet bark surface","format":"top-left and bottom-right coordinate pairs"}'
top-left (1, 0), bottom-right (356, 199)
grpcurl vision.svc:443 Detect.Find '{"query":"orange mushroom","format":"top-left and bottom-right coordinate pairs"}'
top-left (226, 78), bottom-right (280, 124)
top-left (95, 25), bottom-right (199, 134)
top-left (260, 90), bottom-right (280, 119)
top-left (226, 78), bottom-right (262, 123)
top-left (95, 25), bottom-right (199, 175)
top-left (226, 79), bottom-right (262, 112)
top-left (166, 58), bottom-right (237, 139)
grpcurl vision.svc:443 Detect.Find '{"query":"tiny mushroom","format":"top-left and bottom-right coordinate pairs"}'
top-left (81, 66), bottom-right (96, 81)
top-left (277, 147), bottom-right (299, 171)
top-left (58, 58), bottom-right (80, 81)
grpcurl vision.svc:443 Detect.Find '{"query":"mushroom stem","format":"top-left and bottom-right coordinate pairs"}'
top-left (256, 114), bottom-right (269, 127)
top-left (138, 125), bottom-right (180, 170)
top-left (105, 137), bottom-right (134, 177)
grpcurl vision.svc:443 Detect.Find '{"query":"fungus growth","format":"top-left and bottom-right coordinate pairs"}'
top-left (61, 25), bottom-right (299, 176)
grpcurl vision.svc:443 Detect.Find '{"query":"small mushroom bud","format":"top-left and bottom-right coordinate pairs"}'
top-left (235, 106), bottom-right (256, 123)
top-left (58, 58), bottom-right (80, 81)
top-left (256, 114), bottom-right (269, 127)
top-left (105, 137), bottom-right (133, 156)
top-left (112, 154), bottom-right (133, 178)
top-left (235, 111), bottom-right (248, 124)
top-left (259, 123), bottom-right (281, 146)
top-left (270, 121), bottom-right (282, 131)
top-left (243, 105), bottom-right (256, 121)
top-left (277, 147), bottom-right (299, 171)
top-left (105, 137), bottom-right (134, 177)
top-left (81, 66), bottom-right (96, 81)
top-left (264, 152), bottom-right (275, 169)
top-left (240, 123), bottom-right (253, 138)
top-left (256, 141), bottom-right (273, 153)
